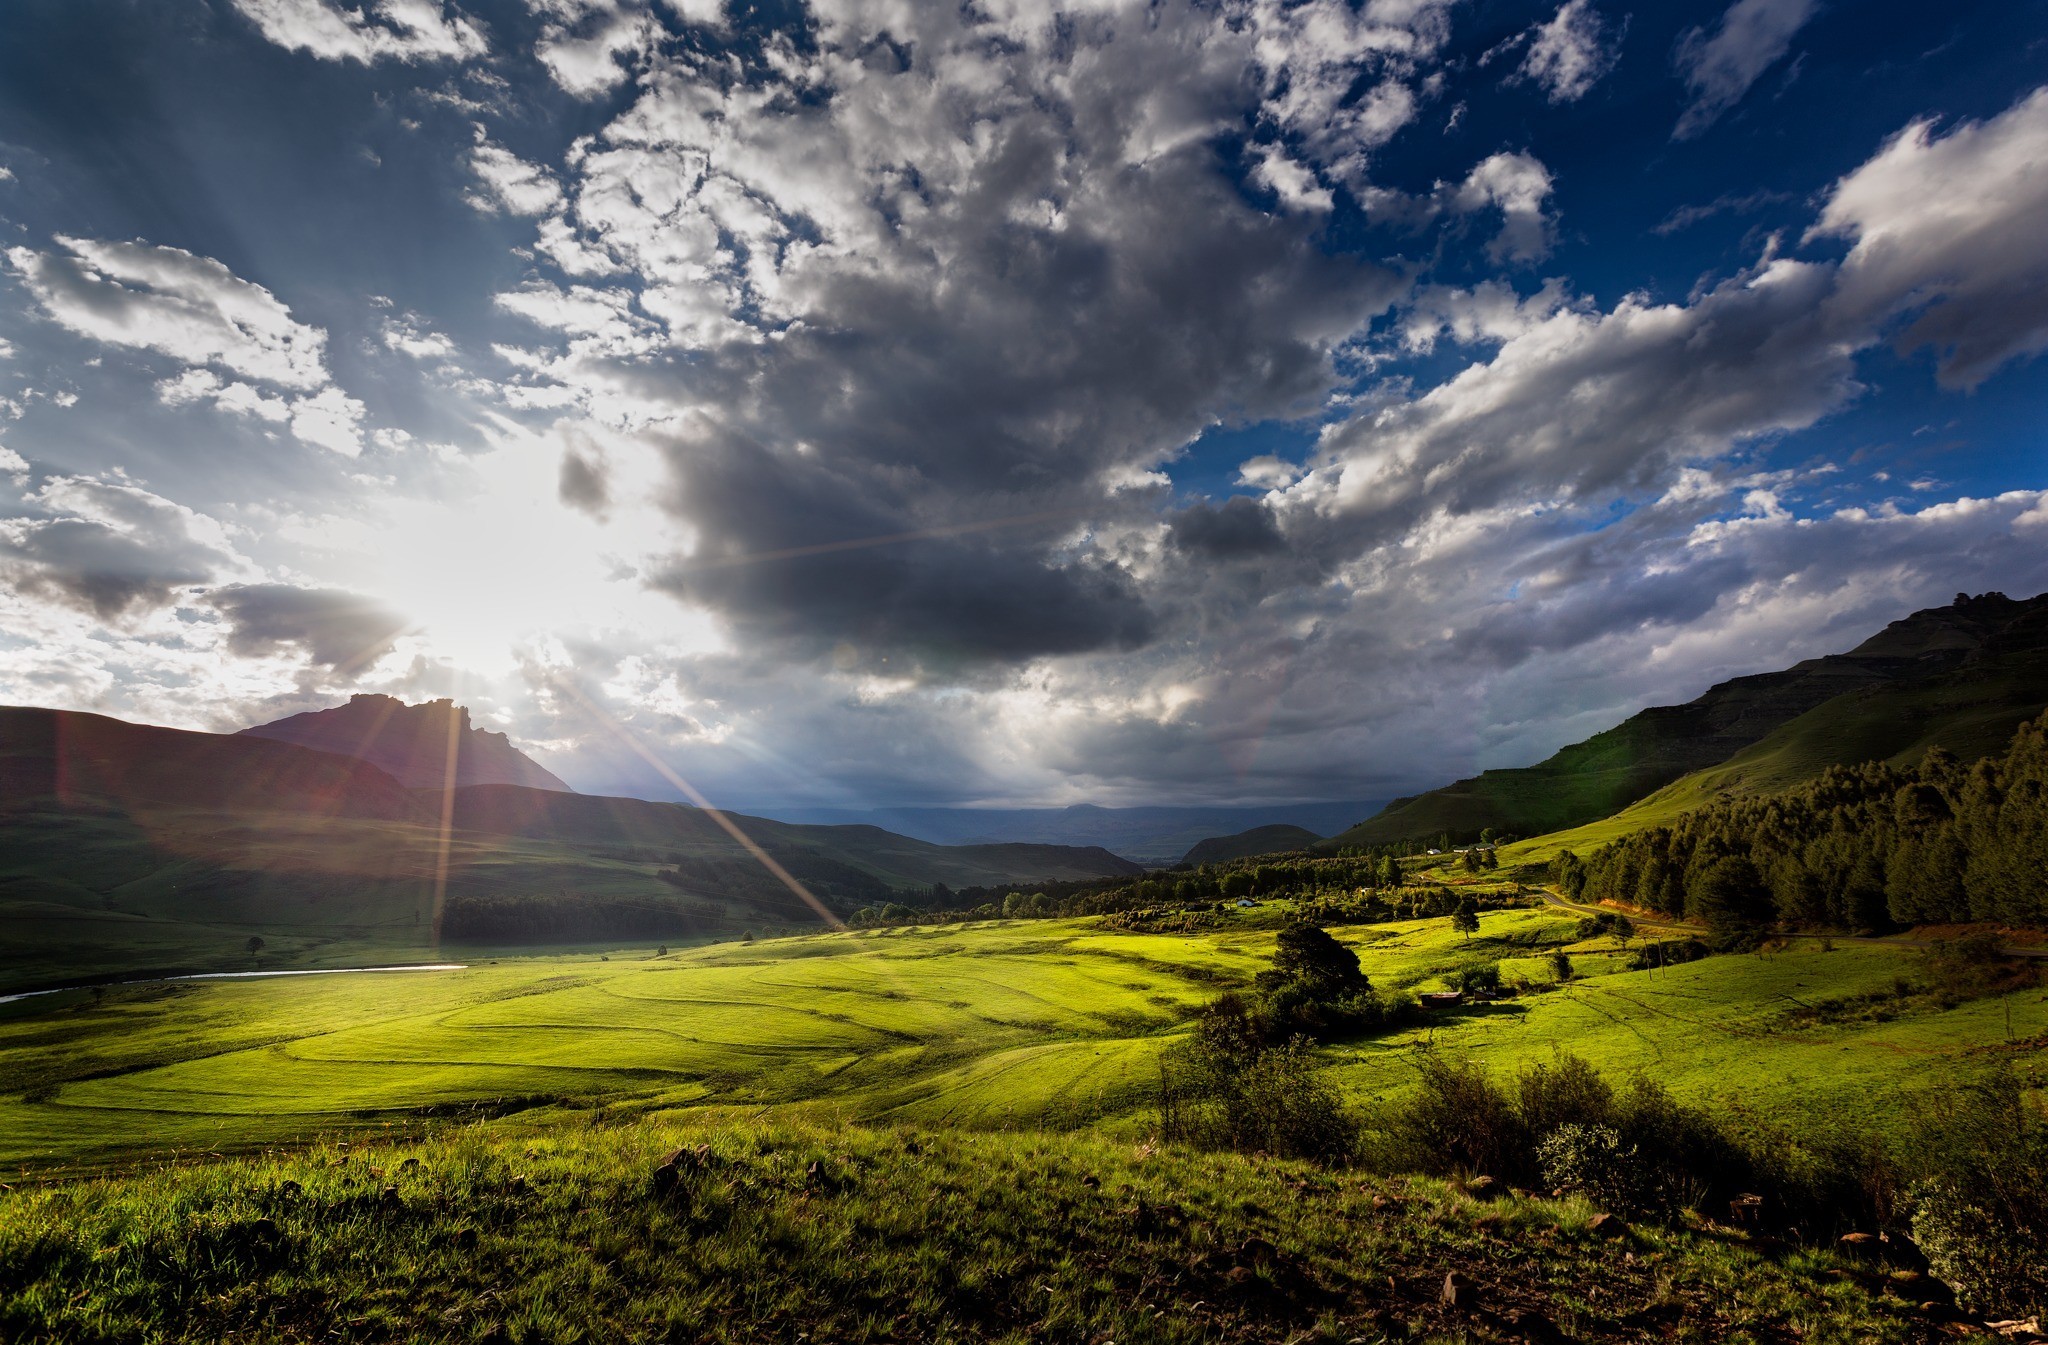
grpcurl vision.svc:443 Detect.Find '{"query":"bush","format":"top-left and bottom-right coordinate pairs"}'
top-left (1912, 1186), bottom-right (2048, 1322)
top-left (1537, 1123), bottom-right (1644, 1211)
top-left (1457, 962), bottom-right (1503, 996)
top-left (1158, 1008), bottom-right (1356, 1163)
top-left (1903, 1073), bottom-right (2048, 1320)
top-left (1376, 1053), bottom-right (1527, 1179)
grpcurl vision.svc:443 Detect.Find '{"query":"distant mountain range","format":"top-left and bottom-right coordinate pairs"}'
top-left (1322, 590), bottom-right (2048, 852)
top-left (241, 694), bottom-right (574, 793)
top-left (0, 705), bottom-right (1139, 993)
top-left (755, 801), bottom-right (1383, 866)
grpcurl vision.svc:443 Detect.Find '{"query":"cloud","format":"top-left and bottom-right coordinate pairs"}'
top-left (465, 129), bottom-right (564, 216)
top-left (1673, 0), bottom-right (1817, 140)
top-left (532, 1), bottom-right (664, 97)
top-left (486, 0), bottom-right (1412, 670)
top-left (1396, 278), bottom-right (1579, 353)
top-left (380, 314), bottom-right (456, 359)
top-left (1518, 0), bottom-right (1623, 104)
top-left (1452, 152), bottom-right (1558, 262)
top-left (1286, 256), bottom-right (1857, 564)
top-left (228, 0), bottom-right (488, 65)
top-left (1651, 188), bottom-right (1792, 235)
top-left (1168, 497), bottom-right (1287, 559)
top-left (1812, 87), bottom-right (2048, 388)
top-left (1248, 146), bottom-right (1335, 213)
top-left (8, 237), bottom-right (330, 389)
top-left (0, 476), bottom-right (246, 620)
top-left (210, 583), bottom-right (409, 670)
top-left (156, 369), bottom-right (367, 457)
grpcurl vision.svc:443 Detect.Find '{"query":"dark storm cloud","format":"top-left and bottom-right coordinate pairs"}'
top-left (648, 426), bottom-right (1156, 665)
top-left (558, 444), bottom-right (610, 517)
top-left (0, 476), bottom-right (240, 619)
top-left (1168, 497), bottom-right (1287, 560)
top-left (0, 517), bottom-right (212, 618)
top-left (512, 7), bottom-right (1414, 669)
top-left (210, 583), bottom-right (410, 670)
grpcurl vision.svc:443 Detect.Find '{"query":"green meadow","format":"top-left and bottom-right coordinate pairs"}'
top-left (7, 904), bottom-right (2042, 1171)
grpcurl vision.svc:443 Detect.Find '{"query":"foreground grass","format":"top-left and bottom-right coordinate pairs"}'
top-left (0, 1114), bottom-right (1949, 1345)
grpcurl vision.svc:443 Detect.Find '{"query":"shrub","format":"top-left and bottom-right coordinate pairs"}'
top-left (1537, 1123), bottom-right (1644, 1211)
top-left (1457, 962), bottom-right (1502, 996)
top-left (1903, 1073), bottom-right (2048, 1320)
top-left (1158, 1019), bottom-right (1355, 1163)
top-left (1912, 1185), bottom-right (2048, 1322)
top-left (1376, 1053), bottom-right (1528, 1179)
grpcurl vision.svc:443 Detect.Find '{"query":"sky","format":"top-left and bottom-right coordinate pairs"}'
top-left (0, 0), bottom-right (2045, 812)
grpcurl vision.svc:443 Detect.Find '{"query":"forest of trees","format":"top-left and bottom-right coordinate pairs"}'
top-left (1559, 711), bottom-right (2048, 931)
top-left (852, 847), bottom-right (1503, 928)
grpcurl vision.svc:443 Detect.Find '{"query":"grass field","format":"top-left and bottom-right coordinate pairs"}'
top-left (7, 906), bottom-right (2043, 1172)
top-left (2, 1111), bottom-right (1952, 1345)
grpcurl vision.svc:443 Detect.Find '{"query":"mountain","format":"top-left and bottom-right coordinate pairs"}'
top-left (1325, 590), bottom-right (2048, 851)
top-left (240, 694), bottom-right (574, 793)
top-left (1502, 639), bottom-right (2048, 866)
top-left (760, 801), bottom-right (1382, 865)
top-left (1180, 824), bottom-right (1323, 865)
top-left (0, 705), bottom-right (1140, 993)
top-left (1, 706), bottom-right (420, 820)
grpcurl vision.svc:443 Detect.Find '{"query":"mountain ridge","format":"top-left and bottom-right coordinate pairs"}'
top-left (1323, 590), bottom-right (2048, 850)
top-left (240, 694), bottom-right (574, 793)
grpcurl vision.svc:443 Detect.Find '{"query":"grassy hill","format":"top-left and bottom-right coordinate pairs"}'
top-left (3, 896), bottom-right (2040, 1337)
top-left (1181, 823), bottom-right (1323, 864)
top-left (7, 905), bottom-right (2039, 1166)
top-left (1500, 643), bottom-right (2048, 868)
top-left (0, 708), bottom-right (1139, 993)
top-left (0, 1111), bottom-right (1942, 1345)
top-left (1327, 591), bottom-right (2048, 851)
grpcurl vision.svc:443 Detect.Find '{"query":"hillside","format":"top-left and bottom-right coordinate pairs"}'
top-left (0, 1113), bottom-right (1943, 1345)
top-left (1181, 823), bottom-right (1322, 864)
top-left (765, 801), bottom-right (1382, 865)
top-left (0, 707), bottom-right (1141, 992)
top-left (1502, 643), bottom-right (2048, 866)
top-left (1327, 590), bottom-right (2048, 850)
top-left (241, 694), bottom-right (574, 792)
top-left (3, 907), bottom-right (2041, 1336)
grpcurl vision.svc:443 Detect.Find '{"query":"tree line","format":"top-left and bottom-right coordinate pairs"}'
top-left (1557, 711), bottom-right (2048, 931)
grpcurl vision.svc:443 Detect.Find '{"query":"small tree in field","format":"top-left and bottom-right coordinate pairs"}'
top-left (1451, 907), bottom-right (1480, 941)
top-left (245, 936), bottom-right (265, 963)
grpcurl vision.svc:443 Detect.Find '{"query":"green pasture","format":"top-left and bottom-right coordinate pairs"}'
top-left (4, 908), bottom-right (2042, 1168)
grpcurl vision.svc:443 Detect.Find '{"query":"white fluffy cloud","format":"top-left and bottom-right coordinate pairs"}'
top-left (1518, 0), bottom-right (1622, 104)
top-left (7, 237), bottom-right (330, 389)
top-left (466, 129), bottom-right (565, 216)
top-left (1812, 88), bottom-right (2048, 389)
top-left (11, 237), bottom-right (371, 455)
top-left (1452, 151), bottom-right (1557, 261)
top-left (1674, 0), bottom-right (1817, 139)
top-left (228, 0), bottom-right (488, 64)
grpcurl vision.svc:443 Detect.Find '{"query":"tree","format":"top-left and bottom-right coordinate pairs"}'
top-left (1482, 847), bottom-right (1499, 871)
top-left (1377, 854), bottom-right (1403, 890)
top-left (1458, 962), bottom-right (1502, 996)
top-left (1262, 923), bottom-right (1371, 1002)
top-left (245, 936), bottom-right (265, 962)
top-left (1689, 856), bottom-right (1772, 931)
top-left (1548, 948), bottom-right (1573, 982)
top-left (1451, 906), bottom-right (1480, 941)
top-left (1462, 848), bottom-right (1483, 875)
